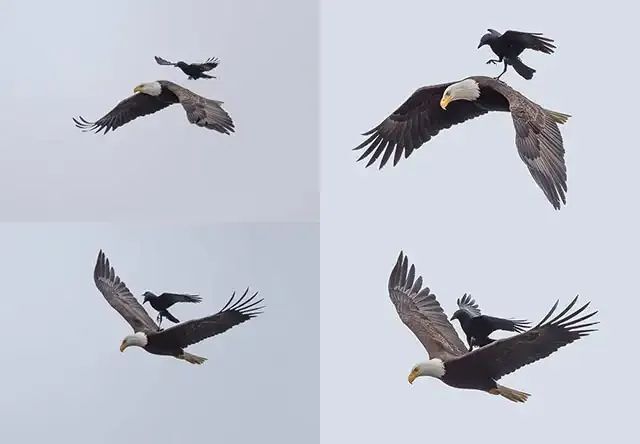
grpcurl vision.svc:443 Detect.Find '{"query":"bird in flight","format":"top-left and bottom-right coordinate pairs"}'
top-left (155, 56), bottom-right (220, 80)
top-left (388, 251), bottom-right (598, 402)
top-left (74, 80), bottom-right (234, 135)
top-left (477, 29), bottom-right (556, 80)
top-left (355, 76), bottom-right (570, 209)
top-left (93, 250), bottom-right (263, 364)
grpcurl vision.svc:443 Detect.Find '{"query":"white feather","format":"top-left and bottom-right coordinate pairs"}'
top-left (416, 359), bottom-right (446, 379)
top-left (444, 78), bottom-right (480, 103)
top-left (139, 82), bottom-right (162, 96)
top-left (122, 332), bottom-right (148, 349)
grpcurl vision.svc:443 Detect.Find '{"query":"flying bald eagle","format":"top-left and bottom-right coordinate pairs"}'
top-left (155, 56), bottom-right (220, 80)
top-left (450, 294), bottom-right (530, 351)
top-left (478, 29), bottom-right (556, 80)
top-left (94, 251), bottom-right (263, 364)
top-left (355, 76), bottom-right (571, 209)
top-left (389, 252), bottom-right (597, 402)
top-left (74, 81), bottom-right (234, 135)
top-left (142, 291), bottom-right (202, 328)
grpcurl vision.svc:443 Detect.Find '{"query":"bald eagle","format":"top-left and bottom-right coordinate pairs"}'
top-left (74, 81), bottom-right (234, 135)
top-left (142, 291), bottom-right (202, 328)
top-left (478, 29), bottom-right (556, 80)
top-left (354, 76), bottom-right (571, 209)
top-left (155, 56), bottom-right (220, 80)
top-left (94, 251), bottom-right (263, 364)
top-left (389, 252), bottom-right (597, 402)
top-left (450, 294), bottom-right (530, 351)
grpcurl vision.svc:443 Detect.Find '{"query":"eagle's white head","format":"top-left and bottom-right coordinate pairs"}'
top-left (120, 332), bottom-right (148, 352)
top-left (408, 359), bottom-right (446, 384)
top-left (133, 82), bottom-right (162, 96)
top-left (440, 79), bottom-right (480, 110)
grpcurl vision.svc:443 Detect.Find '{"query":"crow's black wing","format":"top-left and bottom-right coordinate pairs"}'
top-left (502, 31), bottom-right (556, 54)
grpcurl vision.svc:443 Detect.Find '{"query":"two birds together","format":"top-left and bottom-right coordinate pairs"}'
top-left (390, 252), bottom-right (597, 403)
top-left (355, 30), bottom-right (594, 403)
top-left (94, 251), bottom-right (264, 365)
top-left (355, 29), bottom-right (568, 209)
top-left (73, 55), bottom-right (235, 135)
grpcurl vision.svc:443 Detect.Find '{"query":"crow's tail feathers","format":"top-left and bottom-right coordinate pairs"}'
top-left (161, 310), bottom-right (180, 324)
top-left (509, 57), bottom-right (535, 80)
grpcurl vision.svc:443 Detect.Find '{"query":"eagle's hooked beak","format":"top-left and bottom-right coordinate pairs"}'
top-left (408, 369), bottom-right (418, 385)
top-left (440, 95), bottom-right (452, 110)
top-left (133, 85), bottom-right (143, 94)
top-left (120, 341), bottom-right (127, 352)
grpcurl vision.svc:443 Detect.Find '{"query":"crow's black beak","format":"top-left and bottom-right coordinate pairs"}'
top-left (477, 42), bottom-right (483, 49)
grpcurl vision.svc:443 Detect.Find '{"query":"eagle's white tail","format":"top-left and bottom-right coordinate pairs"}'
top-left (179, 352), bottom-right (207, 365)
top-left (545, 109), bottom-right (571, 125)
top-left (490, 384), bottom-right (530, 403)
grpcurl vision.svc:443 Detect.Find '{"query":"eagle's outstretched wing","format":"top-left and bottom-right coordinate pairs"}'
top-left (93, 250), bottom-right (158, 333)
top-left (388, 252), bottom-right (467, 360)
top-left (155, 288), bottom-right (263, 348)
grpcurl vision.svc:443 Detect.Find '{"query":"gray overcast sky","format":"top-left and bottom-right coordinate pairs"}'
top-left (322, 0), bottom-right (637, 442)
top-left (0, 223), bottom-right (318, 443)
top-left (3, 0), bottom-right (639, 442)
top-left (0, 0), bottom-right (318, 222)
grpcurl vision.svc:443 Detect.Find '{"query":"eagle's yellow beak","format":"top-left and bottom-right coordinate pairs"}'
top-left (408, 370), bottom-right (418, 385)
top-left (120, 341), bottom-right (127, 352)
top-left (440, 95), bottom-right (452, 110)
top-left (133, 85), bottom-right (143, 94)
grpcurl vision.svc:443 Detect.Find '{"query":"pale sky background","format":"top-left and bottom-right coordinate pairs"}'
top-left (2, 0), bottom-right (639, 442)
top-left (0, 224), bottom-right (318, 443)
top-left (0, 0), bottom-right (318, 222)
top-left (321, 0), bottom-right (637, 442)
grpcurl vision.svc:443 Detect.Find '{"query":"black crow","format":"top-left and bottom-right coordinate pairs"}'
top-left (142, 291), bottom-right (202, 328)
top-left (154, 56), bottom-right (220, 80)
top-left (450, 294), bottom-right (530, 351)
top-left (477, 29), bottom-right (556, 80)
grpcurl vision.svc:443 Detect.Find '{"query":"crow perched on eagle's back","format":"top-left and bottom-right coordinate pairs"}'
top-left (142, 291), bottom-right (202, 328)
top-left (477, 29), bottom-right (556, 80)
top-left (450, 294), bottom-right (530, 351)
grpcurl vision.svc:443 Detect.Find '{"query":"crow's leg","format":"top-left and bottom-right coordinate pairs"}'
top-left (495, 61), bottom-right (508, 80)
top-left (157, 314), bottom-right (163, 329)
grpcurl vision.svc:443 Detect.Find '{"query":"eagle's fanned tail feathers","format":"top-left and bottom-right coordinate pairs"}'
top-left (179, 352), bottom-right (207, 365)
top-left (545, 109), bottom-right (571, 125)
top-left (491, 384), bottom-right (530, 403)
